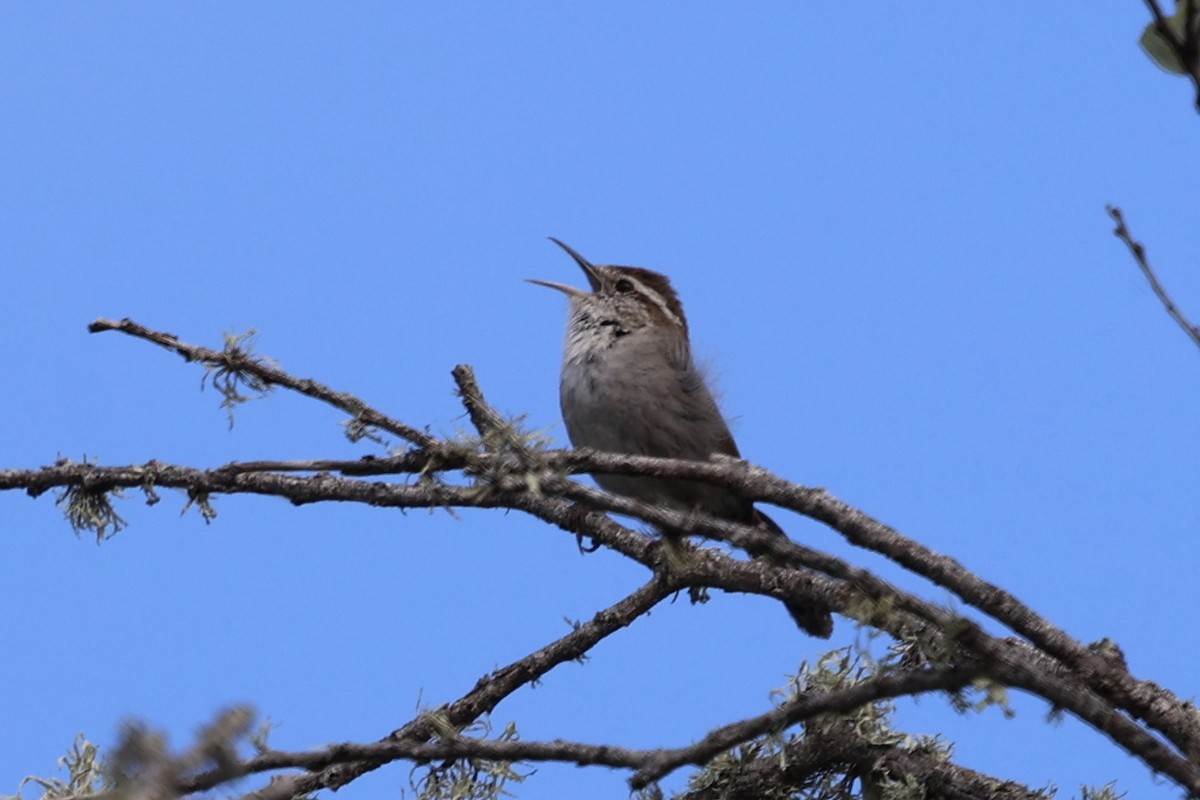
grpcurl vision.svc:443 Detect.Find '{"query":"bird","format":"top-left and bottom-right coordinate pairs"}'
top-left (529, 238), bottom-right (832, 637)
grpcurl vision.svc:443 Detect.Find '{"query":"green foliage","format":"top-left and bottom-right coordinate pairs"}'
top-left (1140, 1), bottom-right (1196, 75)
top-left (3, 734), bottom-right (112, 800)
top-left (180, 488), bottom-right (218, 523)
top-left (777, 646), bottom-right (944, 752)
top-left (1086, 638), bottom-right (1128, 671)
top-left (407, 717), bottom-right (529, 800)
top-left (5, 709), bottom-right (270, 800)
top-left (946, 677), bottom-right (1015, 720)
top-left (451, 414), bottom-right (554, 464)
top-left (632, 783), bottom-right (665, 800)
top-left (685, 645), bottom-right (953, 800)
top-left (449, 414), bottom-right (556, 506)
top-left (1079, 782), bottom-right (1125, 800)
top-left (53, 460), bottom-right (222, 541)
top-left (55, 471), bottom-right (126, 542)
top-left (865, 772), bottom-right (928, 800)
top-left (102, 707), bottom-right (258, 797)
top-left (343, 414), bottom-right (389, 447)
top-left (247, 716), bottom-right (277, 755)
top-left (201, 329), bottom-right (277, 428)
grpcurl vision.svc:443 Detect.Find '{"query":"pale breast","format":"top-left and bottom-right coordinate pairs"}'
top-left (558, 329), bottom-right (748, 519)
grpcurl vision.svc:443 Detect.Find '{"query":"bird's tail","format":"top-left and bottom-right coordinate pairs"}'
top-left (751, 509), bottom-right (833, 639)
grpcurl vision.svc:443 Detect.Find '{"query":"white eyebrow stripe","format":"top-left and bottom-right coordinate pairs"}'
top-left (624, 275), bottom-right (682, 327)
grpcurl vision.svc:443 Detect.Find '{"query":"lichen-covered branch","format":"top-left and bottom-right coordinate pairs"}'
top-left (88, 318), bottom-right (440, 449)
top-left (6, 318), bottom-right (1199, 800)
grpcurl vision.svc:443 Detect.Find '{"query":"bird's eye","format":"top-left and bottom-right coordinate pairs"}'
top-left (614, 278), bottom-right (635, 294)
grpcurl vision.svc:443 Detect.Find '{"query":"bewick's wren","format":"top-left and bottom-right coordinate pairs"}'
top-left (530, 238), bottom-right (832, 638)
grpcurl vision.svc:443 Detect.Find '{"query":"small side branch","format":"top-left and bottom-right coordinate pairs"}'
top-left (12, 318), bottom-right (1196, 797)
top-left (452, 364), bottom-right (507, 438)
top-left (88, 318), bottom-right (440, 450)
top-left (1106, 205), bottom-right (1200, 349)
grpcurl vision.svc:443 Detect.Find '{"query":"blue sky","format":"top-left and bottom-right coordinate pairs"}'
top-left (3, 4), bottom-right (1198, 799)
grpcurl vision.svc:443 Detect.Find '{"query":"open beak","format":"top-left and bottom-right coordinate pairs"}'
top-left (526, 237), bottom-right (603, 296)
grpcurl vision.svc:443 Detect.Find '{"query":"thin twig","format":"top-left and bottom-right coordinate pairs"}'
top-left (1106, 205), bottom-right (1200, 349)
top-left (10, 445), bottom-right (1200, 769)
top-left (88, 318), bottom-right (440, 450)
top-left (452, 364), bottom-right (507, 438)
top-left (10, 447), bottom-right (1200, 767)
top-left (10, 319), bottom-right (1198, 796)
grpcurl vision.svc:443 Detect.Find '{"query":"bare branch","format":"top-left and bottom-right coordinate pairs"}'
top-left (536, 450), bottom-right (1200, 765)
top-left (9, 446), bottom-right (1200, 774)
top-left (8, 454), bottom-right (1200, 783)
top-left (1106, 205), bottom-right (1200, 349)
top-left (452, 364), bottom-right (507, 439)
top-left (88, 318), bottom-right (440, 450)
top-left (7, 318), bottom-right (1198, 797)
